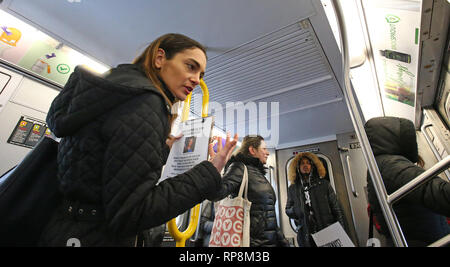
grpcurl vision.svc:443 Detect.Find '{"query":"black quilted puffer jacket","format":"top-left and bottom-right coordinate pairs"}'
top-left (39, 64), bottom-right (222, 246)
top-left (215, 153), bottom-right (289, 247)
top-left (365, 117), bottom-right (450, 246)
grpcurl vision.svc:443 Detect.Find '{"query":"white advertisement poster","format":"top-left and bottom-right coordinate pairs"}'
top-left (311, 222), bottom-right (355, 247)
top-left (365, 2), bottom-right (420, 122)
top-left (159, 116), bottom-right (214, 182)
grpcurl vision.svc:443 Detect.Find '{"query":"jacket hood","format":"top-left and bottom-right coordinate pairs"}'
top-left (46, 64), bottom-right (169, 137)
top-left (288, 152), bottom-right (326, 184)
top-left (225, 152), bottom-right (267, 175)
top-left (365, 116), bottom-right (418, 163)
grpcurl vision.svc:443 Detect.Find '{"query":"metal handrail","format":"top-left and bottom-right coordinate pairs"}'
top-left (388, 156), bottom-right (450, 204)
top-left (428, 234), bottom-right (450, 247)
top-left (166, 79), bottom-right (210, 247)
top-left (331, 0), bottom-right (408, 246)
top-left (346, 155), bottom-right (359, 197)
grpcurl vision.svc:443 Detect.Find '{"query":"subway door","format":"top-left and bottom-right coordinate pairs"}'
top-left (336, 132), bottom-right (370, 247)
top-left (0, 65), bottom-right (59, 175)
top-left (276, 140), bottom-right (359, 247)
top-left (337, 132), bottom-right (396, 247)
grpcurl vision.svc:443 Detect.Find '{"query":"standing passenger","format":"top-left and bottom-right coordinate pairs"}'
top-left (365, 116), bottom-right (450, 246)
top-left (285, 152), bottom-right (345, 247)
top-left (214, 135), bottom-right (289, 247)
top-left (195, 200), bottom-right (215, 247)
top-left (39, 33), bottom-right (237, 246)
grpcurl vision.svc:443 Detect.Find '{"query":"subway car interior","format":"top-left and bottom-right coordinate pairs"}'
top-left (0, 0), bottom-right (449, 247)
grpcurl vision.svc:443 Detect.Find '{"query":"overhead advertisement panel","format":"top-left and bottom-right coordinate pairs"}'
top-left (364, 1), bottom-right (420, 123)
top-left (0, 10), bottom-right (109, 86)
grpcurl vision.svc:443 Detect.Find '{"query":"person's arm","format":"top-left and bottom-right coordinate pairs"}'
top-left (285, 185), bottom-right (298, 220)
top-left (101, 94), bottom-right (222, 236)
top-left (327, 183), bottom-right (345, 227)
top-left (212, 162), bottom-right (246, 201)
top-left (381, 156), bottom-right (450, 217)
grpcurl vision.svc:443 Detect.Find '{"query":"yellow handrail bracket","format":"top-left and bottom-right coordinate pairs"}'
top-left (167, 79), bottom-right (210, 247)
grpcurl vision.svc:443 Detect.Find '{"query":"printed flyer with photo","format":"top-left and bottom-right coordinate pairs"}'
top-left (160, 116), bottom-right (214, 182)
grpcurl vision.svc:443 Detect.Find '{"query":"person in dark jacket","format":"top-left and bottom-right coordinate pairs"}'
top-left (214, 135), bottom-right (289, 247)
top-left (38, 33), bottom-right (237, 246)
top-left (285, 152), bottom-right (345, 247)
top-left (365, 116), bottom-right (450, 247)
top-left (195, 200), bottom-right (215, 247)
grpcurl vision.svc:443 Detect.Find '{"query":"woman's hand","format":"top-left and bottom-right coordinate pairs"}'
top-left (166, 133), bottom-right (183, 149)
top-left (208, 133), bottom-right (238, 173)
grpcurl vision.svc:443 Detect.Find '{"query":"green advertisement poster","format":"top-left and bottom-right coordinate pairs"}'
top-left (16, 39), bottom-right (74, 85)
top-left (1, 10), bottom-right (108, 86)
top-left (365, 3), bottom-right (420, 122)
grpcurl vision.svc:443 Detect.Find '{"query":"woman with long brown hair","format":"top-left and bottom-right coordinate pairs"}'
top-left (39, 33), bottom-right (237, 246)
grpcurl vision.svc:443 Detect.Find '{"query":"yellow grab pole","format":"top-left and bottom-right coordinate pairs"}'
top-left (181, 93), bottom-right (192, 122)
top-left (167, 79), bottom-right (210, 247)
top-left (199, 79), bottom-right (209, 118)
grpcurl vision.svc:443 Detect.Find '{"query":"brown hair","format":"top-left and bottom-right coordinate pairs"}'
top-left (417, 154), bottom-right (425, 168)
top-left (238, 135), bottom-right (264, 157)
top-left (133, 33), bottom-right (207, 126)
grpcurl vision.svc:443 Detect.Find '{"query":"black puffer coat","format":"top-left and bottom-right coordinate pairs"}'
top-left (39, 64), bottom-right (222, 246)
top-left (285, 152), bottom-right (345, 247)
top-left (215, 153), bottom-right (289, 247)
top-left (365, 116), bottom-right (450, 247)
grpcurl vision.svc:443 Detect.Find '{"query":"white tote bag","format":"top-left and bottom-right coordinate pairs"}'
top-left (209, 164), bottom-right (251, 247)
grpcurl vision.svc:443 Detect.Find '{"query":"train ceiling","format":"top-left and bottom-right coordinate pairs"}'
top-left (0, 0), bottom-right (354, 147)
